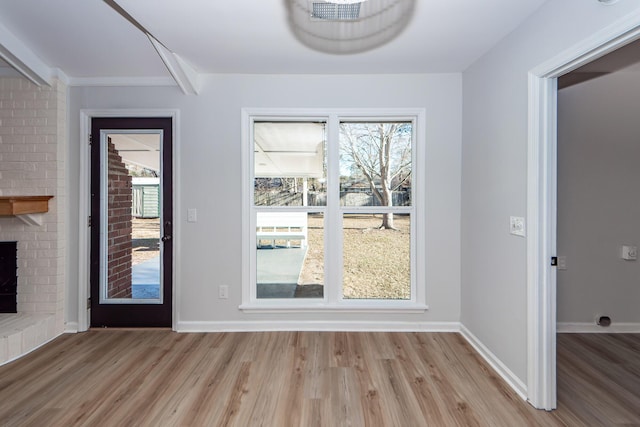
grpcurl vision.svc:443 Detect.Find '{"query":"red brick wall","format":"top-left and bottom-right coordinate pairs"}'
top-left (107, 139), bottom-right (133, 298)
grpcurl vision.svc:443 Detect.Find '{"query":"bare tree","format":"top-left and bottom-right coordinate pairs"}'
top-left (340, 122), bottom-right (412, 229)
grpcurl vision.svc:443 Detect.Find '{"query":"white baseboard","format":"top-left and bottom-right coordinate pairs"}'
top-left (557, 322), bottom-right (640, 333)
top-left (64, 321), bottom-right (79, 333)
top-left (460, 324), bottom-right (528, 401)
top-left (176, 320), bottom-right (460, 333)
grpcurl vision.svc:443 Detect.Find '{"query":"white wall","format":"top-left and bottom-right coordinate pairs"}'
top-left (461, 0), bottom-right (640, 385)
top-left (557, 71), bottom-right (640, 326)
top-left (67, 74), bottom-right (462, 329)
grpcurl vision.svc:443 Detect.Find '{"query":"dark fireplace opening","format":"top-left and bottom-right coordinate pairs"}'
top-left (0, 241), bottom-right (17, 313)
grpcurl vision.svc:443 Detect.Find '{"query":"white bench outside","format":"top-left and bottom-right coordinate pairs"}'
top-left (256, 212), bottom-right (307, 248)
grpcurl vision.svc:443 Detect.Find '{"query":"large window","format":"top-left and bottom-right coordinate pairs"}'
top-left (242, 110), bottom-right (425, 311)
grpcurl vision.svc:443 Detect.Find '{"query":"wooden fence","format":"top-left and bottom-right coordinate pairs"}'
top-left (254, 190), bottom-right (410, 207)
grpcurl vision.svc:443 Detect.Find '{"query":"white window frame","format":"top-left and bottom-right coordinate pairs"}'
top-left (240, 108), bottom-right (427, 313)
top-left (98, 129), bottom-right (164, 305)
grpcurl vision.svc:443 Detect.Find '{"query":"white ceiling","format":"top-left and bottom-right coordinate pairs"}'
top-left (254, 122), bottom-right (325, 178)
top-left (110, 133), bottom-right (160, 172)
top-left (0, 0), bottom-right (550, 81)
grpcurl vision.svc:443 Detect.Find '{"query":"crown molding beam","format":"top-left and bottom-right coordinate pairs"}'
top-left (148, 35), bottom-right (200, 95)
top-left (103, 0), bottom-right (148, 34)
top-left (104, 0), bottom-right (200, 95)
top-left (0, 21), bottom-right (52, 86)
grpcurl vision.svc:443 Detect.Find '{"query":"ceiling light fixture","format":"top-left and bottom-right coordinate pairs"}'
top-left (286, 0), bottom-right (416, 54)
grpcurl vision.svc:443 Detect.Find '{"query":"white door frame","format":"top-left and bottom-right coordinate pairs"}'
top-left (527, 14), bottom-right (640, 410)
top-left (78, 109), bottom-right (180, 332)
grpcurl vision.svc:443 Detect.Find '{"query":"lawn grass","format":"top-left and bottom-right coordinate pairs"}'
top-left (298, 213), bottom-right (410, 299)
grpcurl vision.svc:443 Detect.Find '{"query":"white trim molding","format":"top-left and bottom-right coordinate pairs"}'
top-left (527, 10), bottom-right (640, 411)
top-left (460, 324), bottom-right (528, 401)
top-left (558, 322), bottom-right (640, 333)
top-left (64, 321), bottom-right (79, 334)
top-left (78, 109), bottom-right (180, 332)
top-left (240, 108), bottom-right (427, 312)
top-left (527, 72), bottom-right (558, 411)
top-left (176, 320), bottom-right (460, 333)
top-left (238, 304), bottom-right (429, 314)
top-left (68, 76), bottom-right (177, 87)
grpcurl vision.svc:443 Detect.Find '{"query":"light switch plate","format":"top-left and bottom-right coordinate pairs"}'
top-left (219, 285), bottom-right (229, 299)
top-left (187, 208), bottom-right (197, 223)
top-left (510, 216), bottom-right (526, 237)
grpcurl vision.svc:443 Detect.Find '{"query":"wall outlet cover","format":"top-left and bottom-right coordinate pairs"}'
top-left (621, 245), bottom-right (637, 261)
top-left (557, 256), bottom-right (567, 270)
top-left (509, 216), bottom-right (526, 237)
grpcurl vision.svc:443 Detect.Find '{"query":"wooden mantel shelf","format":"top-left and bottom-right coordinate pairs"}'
top-left (0, 196), bottom-right (53, 226)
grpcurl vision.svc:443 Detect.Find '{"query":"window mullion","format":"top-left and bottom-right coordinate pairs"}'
top-left (248, 118), bottom-right (257, 302)
top-left (325, 114), bottom-right (342, 304)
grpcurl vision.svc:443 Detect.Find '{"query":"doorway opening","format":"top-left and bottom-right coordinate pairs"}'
top-left (90, 117), bottom-right (173, 327)
top-left (527, 19), bottom-right (640, 410)
top-left (554, 39), bottom-right (640, 422)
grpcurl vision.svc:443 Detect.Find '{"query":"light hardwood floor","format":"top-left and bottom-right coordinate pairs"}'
top-left (556, 333), bottom-right (640, 426)
top-left (0, 331), bottom-right (637, 426)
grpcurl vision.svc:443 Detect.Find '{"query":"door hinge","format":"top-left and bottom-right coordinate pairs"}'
top-left (88, 215), bottom-right (92, 227)
top-left (89, 134), bottom-right (92, 144)
top-left (87, 298), bottom-right (91, 309)
top-left (550, 256), bottom-right (558, 266)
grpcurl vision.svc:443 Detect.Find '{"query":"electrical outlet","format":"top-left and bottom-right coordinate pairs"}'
top-left (621, 245), bottom-right (637, 261)
top-left (557, 256), bottom-right (567, 270)
top-left (219, 285), bottom-right (229, 299)
top-left (509, 216), bottom-right (526, 237)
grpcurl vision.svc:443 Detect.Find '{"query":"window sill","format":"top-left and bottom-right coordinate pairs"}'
top-left (238, 302), bottom-right (428, 314)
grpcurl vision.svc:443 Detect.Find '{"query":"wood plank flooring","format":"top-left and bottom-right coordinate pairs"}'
top-left (0, 331), bottom-right (636, 426)
top-left (556, 333), bottom-right (640, 426)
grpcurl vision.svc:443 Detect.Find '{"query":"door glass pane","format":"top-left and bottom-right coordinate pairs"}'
top-left (254, 122), bottom-right (327, 207)
top-left (256, 212), bottom-right (324, 299)
top-left (339, 122), bottom-right (412, 207)
top-left (101, 133), bottom-right (161, 302)
top-left (342, 213), bottom-right (410, 300)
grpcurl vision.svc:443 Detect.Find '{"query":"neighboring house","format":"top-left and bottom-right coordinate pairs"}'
top-left (0, 0), bottom-right (638, 412)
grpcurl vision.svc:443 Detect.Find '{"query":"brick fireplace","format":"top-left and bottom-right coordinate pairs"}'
top-left (0, 242), bottom-right (17, 313)
top-left (0, 76), bottom-right (66, 363)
